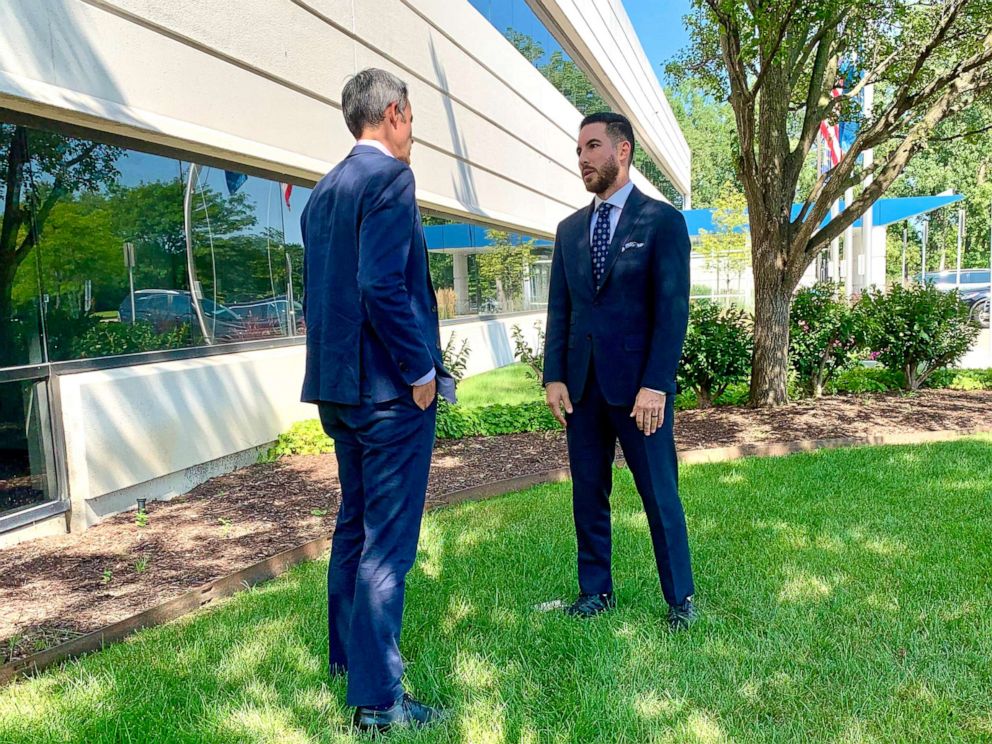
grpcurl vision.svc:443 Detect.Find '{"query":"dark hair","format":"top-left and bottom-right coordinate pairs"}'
top-left (579, 112), bottom-right (635, 164)
top-left (341, 68), bottom-right (409, 139)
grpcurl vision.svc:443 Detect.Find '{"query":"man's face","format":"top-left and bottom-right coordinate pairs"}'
top-left (577, 123), bottom-right (623, 194)
top-left (387, 100), bottom-right (414, 164)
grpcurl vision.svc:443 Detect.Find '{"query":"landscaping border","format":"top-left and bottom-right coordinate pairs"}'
top-left (3, 425), bottom-right (990, 686)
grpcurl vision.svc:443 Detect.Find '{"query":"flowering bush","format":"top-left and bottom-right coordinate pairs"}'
top-left (678, 302), bottom-right (753, 408)
top-left (857, 283), bottom-right (980, 390)
top-left (790, 282), bottom-right (862, 397)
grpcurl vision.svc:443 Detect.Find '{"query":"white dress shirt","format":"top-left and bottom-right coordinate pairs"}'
top-left (589, 179), bottom-right (635, 244)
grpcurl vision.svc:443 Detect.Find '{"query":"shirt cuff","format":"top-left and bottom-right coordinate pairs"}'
top-left (412, 368), bottom-right (436, 387)
top-left (644, 387), bottom-right (667, 396)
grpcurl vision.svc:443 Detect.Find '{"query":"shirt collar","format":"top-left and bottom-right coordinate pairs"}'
top-left (593, 179), bottom-right (635, 212)
top-left (356, 139), bottom-right (395, 159)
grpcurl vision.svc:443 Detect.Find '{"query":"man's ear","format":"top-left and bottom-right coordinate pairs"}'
top-left (620, 140), bottom-right (632, 167)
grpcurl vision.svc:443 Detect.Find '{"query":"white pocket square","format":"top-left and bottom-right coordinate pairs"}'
top-left (621, 241), bottom-right (644, 252)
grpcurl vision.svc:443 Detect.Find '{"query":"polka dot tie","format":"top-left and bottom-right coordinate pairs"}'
top-left (591, 202), bottom-right (613, 288)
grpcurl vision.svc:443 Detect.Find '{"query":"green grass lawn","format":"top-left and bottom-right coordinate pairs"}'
top-left (3, 438), bottom-right (992, 743)
top-left (455, 364), bottom-right (543, 408)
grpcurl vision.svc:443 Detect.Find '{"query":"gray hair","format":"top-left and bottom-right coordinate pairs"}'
top-left (341, 68), bottom-right (409, 138)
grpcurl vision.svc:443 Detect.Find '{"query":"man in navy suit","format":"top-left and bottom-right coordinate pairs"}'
top-left (543, 112), bottom-right (697, 631)
top-left (300, 68), bottom-right (453, 732)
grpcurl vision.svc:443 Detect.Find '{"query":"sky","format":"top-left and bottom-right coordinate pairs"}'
top-left (623, 0), bottom-right (695, 86)
top-left (467, 0), bottom-right (694, 85)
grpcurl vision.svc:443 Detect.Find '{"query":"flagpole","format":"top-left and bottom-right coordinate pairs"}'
top-left (902, 223), bottom-right (908, 286)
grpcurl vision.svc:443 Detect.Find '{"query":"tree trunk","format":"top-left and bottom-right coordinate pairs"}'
top-left (0, 261), bottom-right (19, 366)
top-left (749, 264), bottom-right (793, 407)
top-left (696, 386), bottom-right (713, 409)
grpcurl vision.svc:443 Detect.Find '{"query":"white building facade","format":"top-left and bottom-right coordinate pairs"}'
top-left (0, 0), bottom-right (690, 545)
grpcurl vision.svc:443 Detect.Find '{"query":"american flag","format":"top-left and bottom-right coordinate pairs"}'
top-left (280, 182), bottom-right (293, 210)
top-left (819, 82), bottom-right (844, 170)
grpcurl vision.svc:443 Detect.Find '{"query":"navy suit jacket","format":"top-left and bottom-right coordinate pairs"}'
top-left (300, 144), bottom-right (447, 405)
top-left (542, 186), bottom-right (690, 406)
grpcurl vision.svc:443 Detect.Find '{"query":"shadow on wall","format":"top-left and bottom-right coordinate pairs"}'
top-left (429, 37), bottom-right (480, 216)
top-left (71, 349), bottom-right (308, 502)
top-left (0, 2), bottom-right (122, 105)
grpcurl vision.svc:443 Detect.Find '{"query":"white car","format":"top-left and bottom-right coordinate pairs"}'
top-left (920, 269), bottom-right (992, 294)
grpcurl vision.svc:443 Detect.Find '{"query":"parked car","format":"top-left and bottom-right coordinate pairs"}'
top-left (228, 297), bottom-right (304, 335)
top-left (118, 289), bottom-right (248, 340)
top-left (960, 286), bottom-right (990, 328)
top-left (918, 268), bottom-right (992, 293)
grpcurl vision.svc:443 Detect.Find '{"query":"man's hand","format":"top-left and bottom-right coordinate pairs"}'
top-left (630, 388), bottom-right (666, 436)
top-left (545, 382), bottom-right (573, 428)
top-left (413, 378), bottom-right (437, 410)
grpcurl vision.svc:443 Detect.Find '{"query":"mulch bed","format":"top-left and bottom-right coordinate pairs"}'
top-left (2, 389), bottom-right (991, 664)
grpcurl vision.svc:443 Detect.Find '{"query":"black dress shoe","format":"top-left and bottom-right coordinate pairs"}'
top-left (668, 597), bottom-right (698, 632)
top-left (352, 693), bottom-right (449, 733)
top-left (565, 592), bottom-right (616, 618)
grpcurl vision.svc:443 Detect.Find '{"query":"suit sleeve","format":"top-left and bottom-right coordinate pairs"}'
top-left (542, 232), bottom-right (570, 386)
top-left (640, 209), bottom-right (690, 394)
top-left (357, 165), bottom-right (435, 385)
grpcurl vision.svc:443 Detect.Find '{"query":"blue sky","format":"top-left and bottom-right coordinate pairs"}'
top-left (468, 0), bottom-right (694, 82)
top-left (624, 0), bottom-right (694, 85)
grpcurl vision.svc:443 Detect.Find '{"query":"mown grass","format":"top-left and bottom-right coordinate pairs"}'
top-left (2, 437), bottom-right (991, 742)
top-left (455, 364), bottom-right (542, 408)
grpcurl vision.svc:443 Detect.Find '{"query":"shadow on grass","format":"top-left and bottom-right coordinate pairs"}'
top-left (2, 438), bottom-right (992, 742)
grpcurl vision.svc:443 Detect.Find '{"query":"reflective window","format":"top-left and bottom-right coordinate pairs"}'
top-left (0, 378), bottom-right (57, 518)
top-left (425, 216), bottom-right (552, 319)
top-left (0, 118), bottom-right (309, 369)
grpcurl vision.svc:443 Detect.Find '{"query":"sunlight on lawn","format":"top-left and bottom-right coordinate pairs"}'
top-left (1, 436), bottom-right (990, 743)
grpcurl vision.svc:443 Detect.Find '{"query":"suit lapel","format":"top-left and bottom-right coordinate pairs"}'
top-left (573, 199), bottom-right (596, 296)
top-left (597, 186), bottom-right (647, 293)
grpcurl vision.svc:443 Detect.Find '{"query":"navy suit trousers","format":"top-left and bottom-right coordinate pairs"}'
top-left (566, 365), bottom-right (694, 606)
top-left (318, 394), bottom-right (437, 707)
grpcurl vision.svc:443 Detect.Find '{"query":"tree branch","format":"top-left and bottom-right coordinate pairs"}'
top-left (748, 0), bottom-right (801, 97)
top-left (804, 64), bottom-right (992, 258)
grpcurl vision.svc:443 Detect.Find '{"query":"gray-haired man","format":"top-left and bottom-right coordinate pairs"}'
top-left (301, 68), bottom-right (452, 733)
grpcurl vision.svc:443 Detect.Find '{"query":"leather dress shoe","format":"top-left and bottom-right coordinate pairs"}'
top-left (565, 591), bottom-right (616, 618)
top-left (352, 692), bottom-right (449, 733)
top-left (668, 597), bottom-right (698, 632)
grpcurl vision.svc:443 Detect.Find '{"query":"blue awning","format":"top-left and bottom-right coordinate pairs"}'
top-left (682, 194), bottom-right (963, 238)
top-left (427, 194), bottom-right (964, 247)
top-left (425, 223), bottom-right (553, 251)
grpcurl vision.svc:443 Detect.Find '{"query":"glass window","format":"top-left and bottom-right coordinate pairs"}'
top-left (426, 215), bottom-right (551, 319)
top-left (0, 378), bottom-right (57, 518)
top-left (0, 117), bottom-right (309, 369)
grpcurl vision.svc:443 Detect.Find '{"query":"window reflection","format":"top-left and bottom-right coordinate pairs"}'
top-left (0, 118), bottom-right (309, 368)
top-left (0, 379), bottom-right (56, 518)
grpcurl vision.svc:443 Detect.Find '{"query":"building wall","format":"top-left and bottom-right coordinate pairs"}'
top-left (0, 313), bottom-right (541, 545)
top-left (0, 0), bottom-right (689, 543)
top-left (0, 0), bottom-right (674, 237)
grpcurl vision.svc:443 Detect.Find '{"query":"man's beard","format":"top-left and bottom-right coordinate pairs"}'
top-left (584, 156), bottom-right (620, 194)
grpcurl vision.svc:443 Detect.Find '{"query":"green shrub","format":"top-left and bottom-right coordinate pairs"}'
top-left (925, 368), bottom-right (992, 391)
top-left (261, 419), bottom-right (334, 461)
top-left (825, 365), bottom-right (903, 394)
top-left (436, 399), bottom-right (558, 439)
top-left (678, 301), bottom-right (753, 408)
top-left (71, 321), bottom-right (191, 359)
top-left (511, 322), bottom-right (545, 379)
top-left (264, 399), bottom-right (560, 459)
top-left (857, 284), bottom-right (980, 390)
top-left (790, 282), bottom-right (861, 397)
top-left (441, 333), bottom-right (471, 382)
